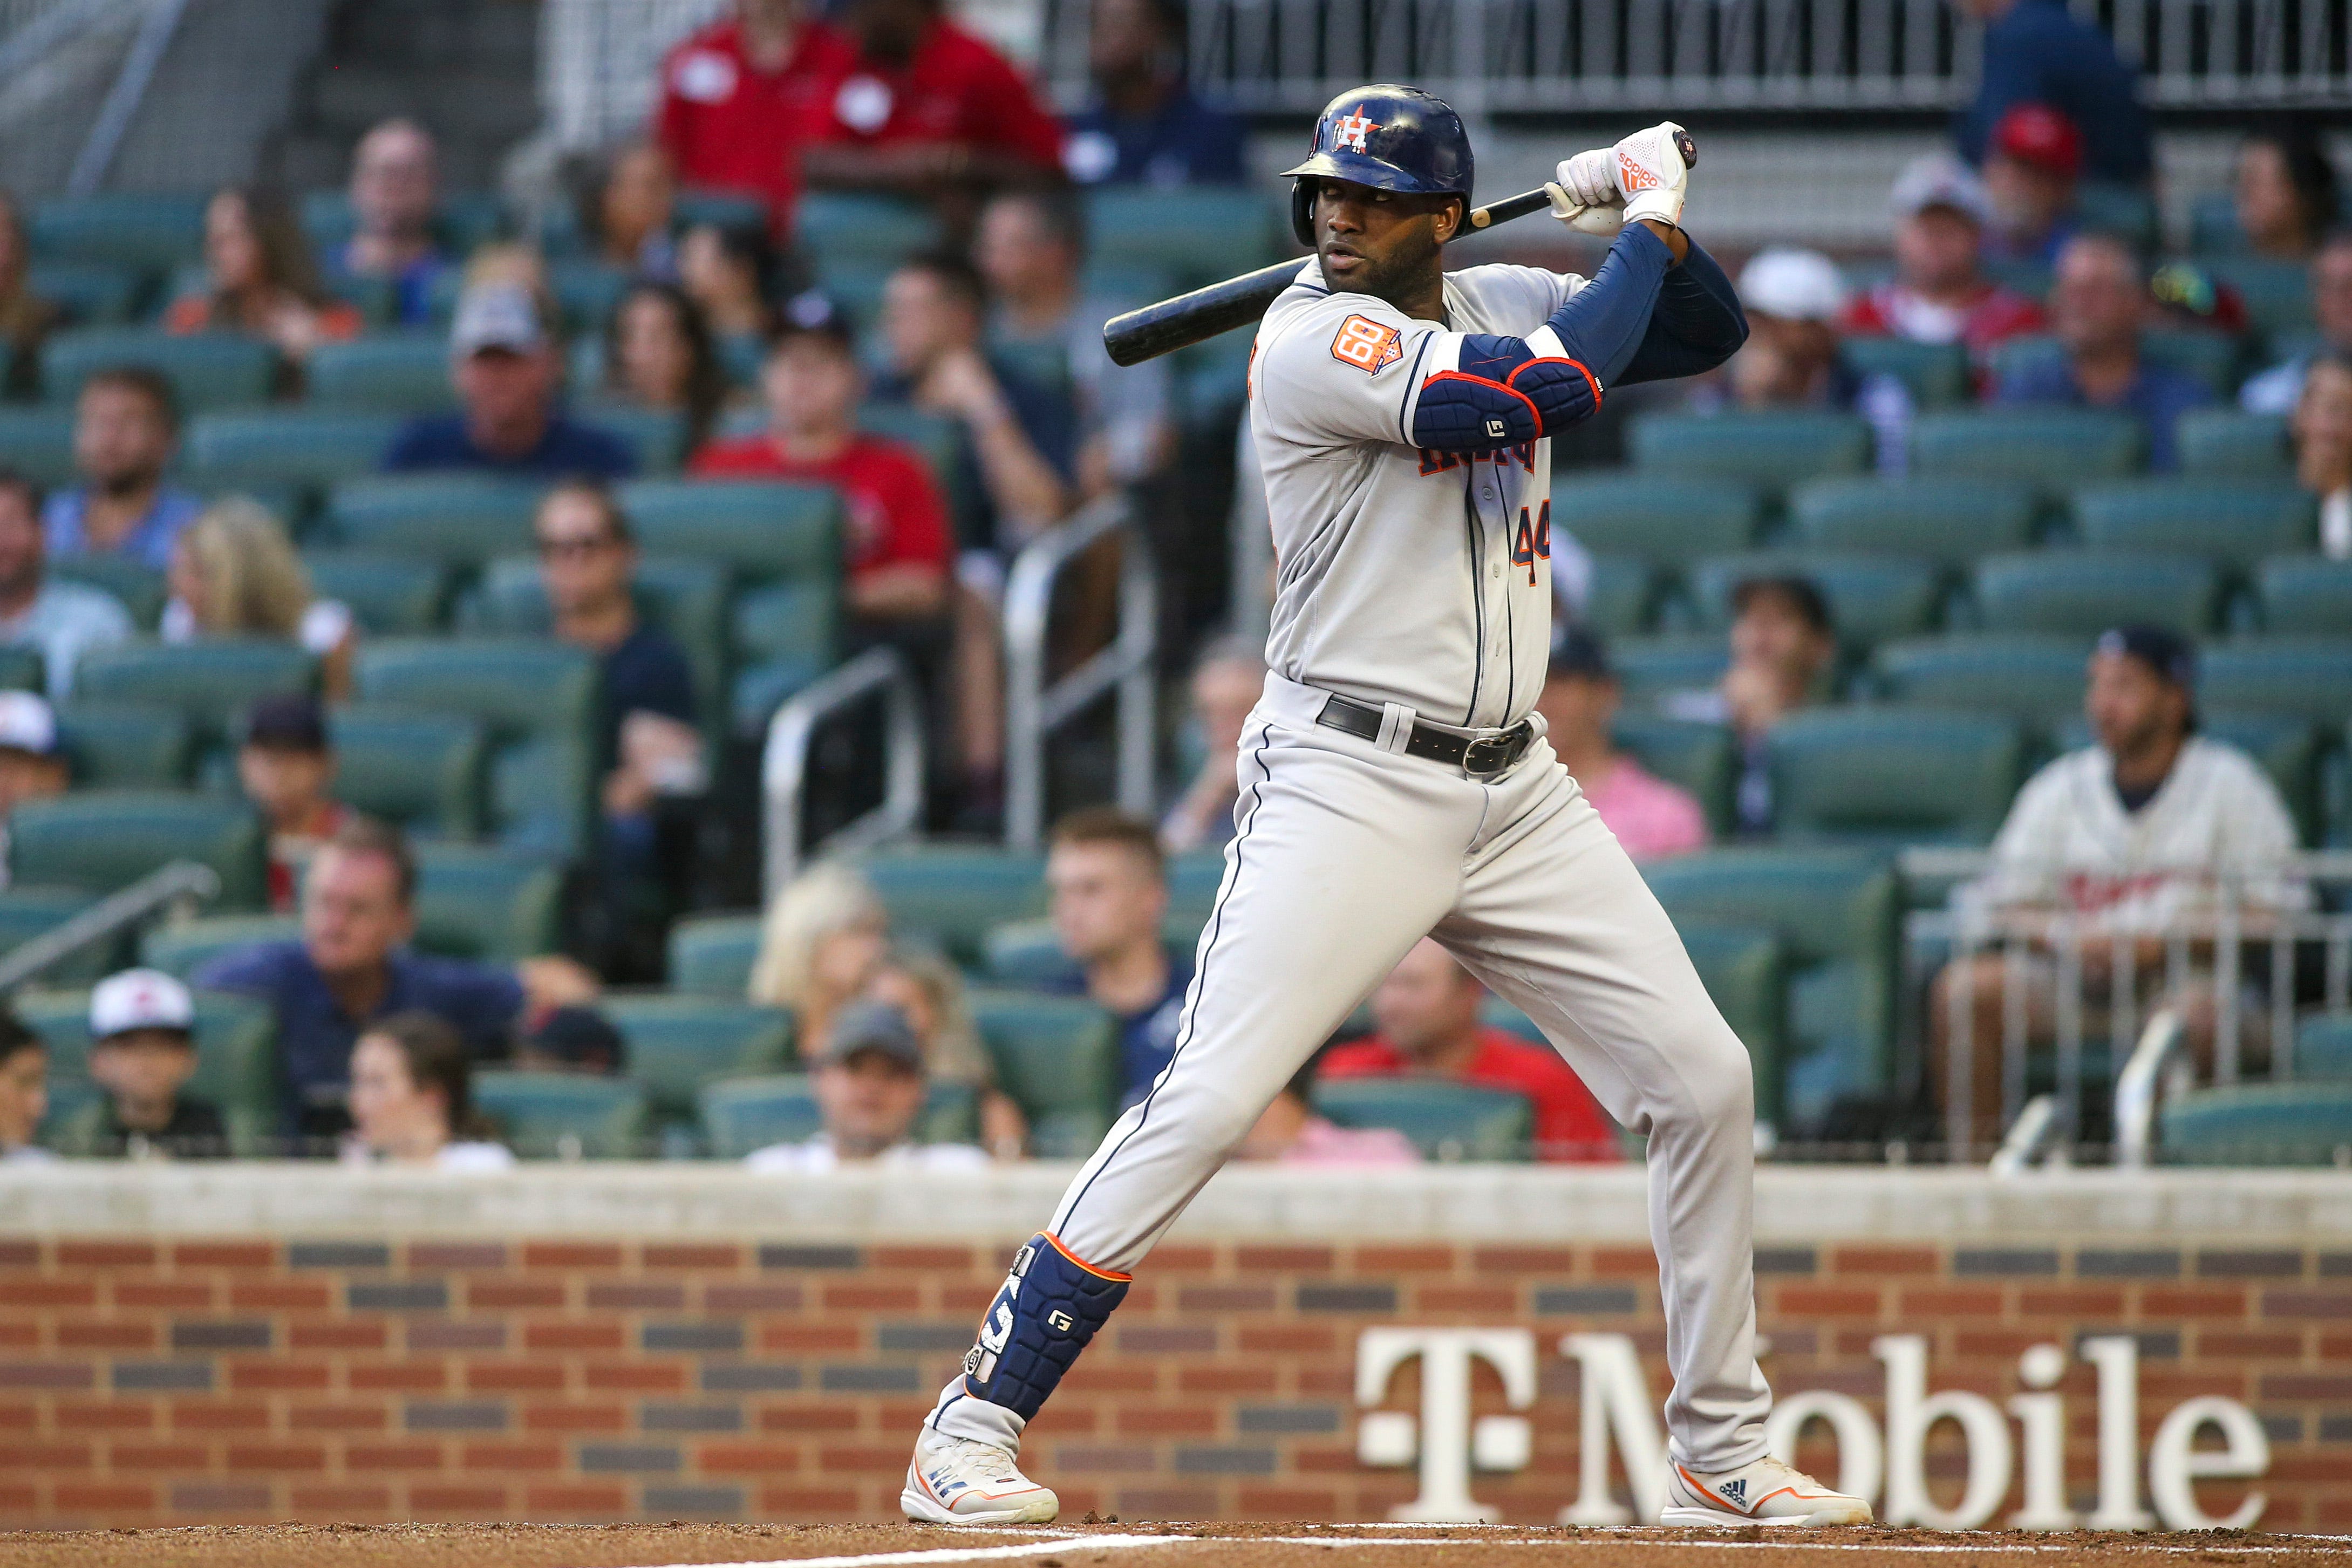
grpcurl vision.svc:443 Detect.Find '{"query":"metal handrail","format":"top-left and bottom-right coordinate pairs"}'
top-left (1002, 495), bottom-right (1157, 852)
top-left (0, 860), bottom-right (220, 993)
top-left (1988, 1093), bottom-right (2061, 1176)
top-left (761, 646), bottom-right (925, 899)
top-left (2114, 1008), bottom-right (2192, 1170)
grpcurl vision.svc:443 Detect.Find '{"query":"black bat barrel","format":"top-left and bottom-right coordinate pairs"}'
top-left (1102, 260), bottom-right (1307, 369)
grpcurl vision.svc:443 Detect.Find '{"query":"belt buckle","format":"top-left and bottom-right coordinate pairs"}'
top-left (1461, 727), bottom-right (1523, 780)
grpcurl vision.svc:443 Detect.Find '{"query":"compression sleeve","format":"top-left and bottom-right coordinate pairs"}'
top-left (1614, 236), bottom-right (1749, 386)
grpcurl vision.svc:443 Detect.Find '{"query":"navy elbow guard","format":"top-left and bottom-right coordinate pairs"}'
top-left (1412, 332), bottom-right (1601, 451)
top-left (961, 1232), bottom-right (1130, 1419)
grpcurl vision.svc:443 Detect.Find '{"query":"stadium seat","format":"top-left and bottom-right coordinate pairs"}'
top-left (299, 190), bottom-right (505, 270)
top-left (0, 887), bottom-right (106, 984)
top-left (2197, 639), bottom-right (2352, 729)
top-left (968, 989), bottom-right (1118, 1157)
top-left (1910, 409), bottom-right (2143, 485)
top-left (794, 193), bottom-right (942, 272)
top-left (1676, 923), bottom-right (1788, 1126)
top-left (1583, 554), bottom-right (1657, 637)
top-left (306, 333), bottom-right (455, 411)
top-left (2296, 1015), bottom-right (2352, 1079)
top-left (29, 260), bottom-right (142, 326)
top-left (1610, 637), bottom-right (1729, 707)
top-left (13, 985), bottom-right (277, 1148)
top-left (184, 410), bottom-right (400, 494)
top-left (301, 553), bottom-right (449, 635)
top-left (9, 790), bottom-right (267, 909)
top-left (574, 404), bottom-right (686, 474)
top-left (411, 843), bottom-right (563, 960)
top-left (471, 1071), bottom-right (648, 1159)
top-left (139, 913), bottom-right (301, 980)
top-left (858, 846), bottom-right (1048, 966)
top-left (980, 912), bottom-right (1202, 990)
top-left (2159, 1081), bottom-right (2352, 1167)
top-left (546, 259), bottom-right (631, 334)
top-left (331, 707), bottom-right (487, 838)
top-left (72, 640), bottom-right (315, 747)
top-left (2204, 255), bottom-right (2314, 339)
top-left (466, 554), bottom-right (729, 732)
top-left (0, 407), bottom-right (79, 486)
top-left (40, 330), bottom-right (276, 412)
top-left (667, 913), bottom-right (763, 996)
top-left (1970, 553), bottom-right (2220, 636)
top-left (598, 993), bottom-right (794, 1122)
top-left (731, 579), bottom-right (840, 730)
top-left (1786, 476), bottom-right (2039, 565)
top-left (1641, 848), bottom-right (1900, 1129)
top-left (1628, 412), bottom-right (1873, 490)
top-left (2177, 409), bottom-right (2290, 479)
top-left (1543, 473), bottom-right (1760, 566)
top-left (615, 480), bottom-right (840, 584)
top-left (1870, 635), bottom-right (2089, 726)
top-left (28, 193), bottom-right (207, 272)
top-left (698, 1073), bottom-right (823, 1157)
top-left (1687, 552), bottom-right (1942, 650)
top-left (2069, 480), bottom-right (2314, 565)
top-left (0, 647), bottom-right (39, 696)
top-left (323, 476), bottom-right (543, 563)
top-left (2255, 556), bottom-right (2352, 635)
top-left (1767, 708), bottom-right (2026, 847)
top-left (1839, 337), bottom-right (1971, 408)
top-left (56, 703), bottom-right (191, 788)
top-left (1990, 331), bottom-right (2240, 400)
top-left (1165, 854), bottom-right (1223, 930)
top-left (1086, 187), bottom-right (1280, 286)
top-left (48, 556), bottom-right (163, 627)
top-left (1611, 715), bottom-right (1736, 837)
top-left (859, 403), bottom-right (977, 538)
top-left (1311, 1079), bottom-right (1533, 1162)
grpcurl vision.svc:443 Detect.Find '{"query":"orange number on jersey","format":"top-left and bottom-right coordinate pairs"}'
top-left (1329, 314), bottom-right (1402, 374)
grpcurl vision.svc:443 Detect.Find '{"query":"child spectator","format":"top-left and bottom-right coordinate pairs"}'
top-left (237, 694), bottom-right (349, 913)
top-left (514, 1005), bottom-right (628, 1075)
top-left (1979, 103), bottom-right (2084, 267)
top-left (45, 367), bottom-right (202, 571)
top-left (1160, 636), bottom-right (1263, 854)
top-left (1060, 0), bottom-right (1245, 188)
top-left (745, 999), bottom-right (985, 1171)
top-left (0, 1009), bottom-right (51, 1163)
top-left (0, 690), bottom-right (71, 887)
top-left (1536, 628), bottom-right (1707, 862)
top-left (1843, 154), bottom-right (2044, 362)
top-left (57, 969), bottom-right (224, 1159)
top-left (1237, 1052), bottom-right (1420, 1166)
top-left (1043, 808), bottom-right (1189, 1109)
top-left (748, 861), bottom-right (890, 1059)
top-left (384, 282), bottom-right (635, 480)
top-left (601, 282), bottom-right (728, 453)
top-left (342, 1010), bottom-right (515, 1170)
top-left (655, 0), bottom-right (836, 238)
top-left (0, 467), bottom-right (133, 699)
top-left (163, 187), bottom-right (361, 365)
top-left (867, 949), bottom-right (1025, 1157)
top-left (163, 499), bottom-right (357, 697)
top-left (2232, 121), bottom-right (2339, 261)
top-left (0, 192), bottom-right (59, 399)
top-left (325, 119), bottom-right (449, 326)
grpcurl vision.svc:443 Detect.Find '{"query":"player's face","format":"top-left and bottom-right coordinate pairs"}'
top-left (2084, 651), bottom-right (2185, 759)
top-left (1048, 842), bottom-right (1167, 964)
top-left (1308, 179), bottom-right (1457, 298)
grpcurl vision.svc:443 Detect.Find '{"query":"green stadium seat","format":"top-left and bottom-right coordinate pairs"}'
top-left (466, 554), bottom-right (729, 732)
top-left (412, 843), bottom-right (563, 960)
top-left (471, 1071), bottom-right (647, 1158)
top-left (1547, 473), bottom-right (1760, 565)
top-left (859, 847), bottom-right (1047, 966)
top-left (16, 985), bottom-right (278, 1151)
top-left (323, 475), bottom-right (542, 563)
top-left (2198, 640), bottom-right (2352, 730)
top-left (969, 989), bottom-right (1118, 1157)
top-left (2077, 182), bottom-right (2160, 252)
top-left (980, 912), bottom-right (1202, 990)
top-left (1871, 635), bottom-right (2089, 726)
top-left (0, 407), bottom-right (78, 487)
top-left (2159, 1081), bottom-right (2352, 1167)
top-left (2295, 1015), bottom-right (2352, 1079)
top-left (2255, 556), bottom-right (2352, 635)
top-left (1611, 715), bottom-right (1735, 838)
top-left (1165, 854), bottom-right (1223, 930)
top-left (1839, 336), bottom-right (1971, 407)
top-left (2069, 480), bottom-right (2314, 565)
top-left (672, 189), bottom-right (769, 233)
top-left (1971, 553), bottom-right (2220, 637)
top-left (1982, 257), bottom-right (2053, 301)
top-left (2203, 255), bottom-right (2313, 339)
top-left (0, 887), bottom-right (107, 984)
top-left (47, 556), bottom-right (163, 628)
top-left (301, 552), bottom-right (449, 635)
top-left (699, 1073), bottom-right (822, 1157)
top-left (331, 707), bottom-right (487, 838)
top-left (547, 259), bottom-right (631, 333)
top-left (72, 640), bottom-right (315, 746)
top-left (40, 330), bottom-right (276, 412)
top-left (185, 410), bottom-right (400, 494)
top-left (667, 913), bottom-right (763, 996)
top-left (573, 404), bottom-right (686, 474)
top-left (2177, 409), bottom-right (2290, 479)
top-left (0, 647), bottom-right (40, 695)
top-left (29, 261), bottom-right (142, 326)
top-left (1910, 409), bottom-right (2143, 485)
top-left (57, 703), bottom-right (191, 788)
top-left (139, 913), bottom-right (301, 980)
top-left (1628, 412), bottom-right (1873, 490)
top-left (1677, 923), bottom-right (1788, 1126)
top-left (1310, 1079), bottom-right (1532, 1162)
top-left (599, 993), bottom-right (794, 1121)
top-left (1086, 187), bottom-right (1280, 286)
top-left (9, 790), bottom-right (267, 909)
top-left (1611, 636), bottom-right (1729, 707)
top-left (1767, 708), bottom-right (2026, 847)
top-left (1687, 552), bottom-right (1942, 649)
top-left (858, 403), bottom-right (975, 537)
top-left (1641, 848), bottom-right (1900, 1127)
top-left (1584, 555), bottom-right (1658, 637)
top-left (29, 194), bottom-right (207, 272)
top-left (795, 193), bottom-right (942, 272)
top-left (306, 333), bottom-right (455, 411)
top-left (615, 479), bottom-right (840, 584)
top-left (1787, 476), bottom-right (2038, 564)
top-left (1990, 331), bottom-right (2241, 398)
top-left (731, 578), bottom-right (840, 730)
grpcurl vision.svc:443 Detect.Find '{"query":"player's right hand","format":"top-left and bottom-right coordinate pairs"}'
top-left (1612, 121), bottom-right (1689, 229)
top-left (1546, 149), bottom-right (1627, 236)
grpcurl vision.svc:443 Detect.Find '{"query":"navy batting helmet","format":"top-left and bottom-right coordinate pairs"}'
top-left (1283, 84), bottom-right (1475, 248)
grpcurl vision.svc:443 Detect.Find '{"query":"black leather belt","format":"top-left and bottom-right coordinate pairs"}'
top-left (1315, 693), bottom-right (1537, 779)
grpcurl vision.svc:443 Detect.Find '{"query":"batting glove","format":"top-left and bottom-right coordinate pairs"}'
top-left (1612, 121), bottom-right (1689, 229)
top-left (1546, 148), bottom-right (1625, 236)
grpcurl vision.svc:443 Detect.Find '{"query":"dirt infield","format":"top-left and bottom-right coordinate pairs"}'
top-left (0, 1522), bottom-right (2342, 1568)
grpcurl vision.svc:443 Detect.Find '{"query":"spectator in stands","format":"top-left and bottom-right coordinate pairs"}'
top-left (164, 187), bottom-right (361, 366)
top-left (1536, 628), bottom-right (1707, 862)
top-left (0, 193), bottom-right (58, 399)
top-left (385, 281), bottom-right (635, 480)
top-left (748, 861), bottom-right (889, 1058)
top-left (1979, 104), bottom-right (2084, 267)
top-left (602, 282), bottom-right (728, 454)
top-left (585, 142), bottom-right (680, 280)
top-left (978, 189), bottom-right (1174, 499)
top-left (195, 818), bottom-right (597, 1143)
top-left (513, 1005), bottom-right (628, 1076)
top-left (328, 119), bottom-right (448, 328)
top-left (867, 950), bottom-right (1025, 1157)
top-left (2233, 121), bottom-right (2339, 262)
top-left (163, 499), bottom-right (357, 697)
top-left (1932, 626), bottom-right (2308, 1146)
top-left (343, 1011), bottom-right (515, 1170)
top-left (747, 999), bottom-right (986, 1170)
top-left (797, 0), bottom-right (1066, 229)
top-left (655, 0), bottom-right (835, 237)
top-left (1061, 0), bottom-right (1244, 188)
top-left (2292, 350), bottom-right (2352, 560)
top-left (1994, 231), bottom-right (2210, 471)
top-left (1954, 0), bottom-right (2148, 188)
top-left (1322, 939), bottom-right (1618, 1163)
top-left (2240, 233), bottom-right (2352, 415)
top-left (1843, 154), bottom-right (2044, 363)
top-left (45, 367), bottom-right (200, 571)
top-left (0, 692), bottom-right (70, 885)
top-left (0, 468), bottom-right (131, 699)
top-left (678, 221), bottom-right (781, 350)
top-left (0, 1010), bottom-right (51, 1163)
top-left (1161, 635), bottom-right (1263, 854)
top-left (59, 969), bottom-right (223, 1160)
top-left (1237, 1051), bottom-right (1420, 1165)
top-left (236, 695), bottom-right (349, 915)
top-left (1720, 249), bottom-right (1911, 469)
top-left (1043, 808), bottom-right (1189, 1110)
top-left (1665, 576), bottom-right (1836, 837)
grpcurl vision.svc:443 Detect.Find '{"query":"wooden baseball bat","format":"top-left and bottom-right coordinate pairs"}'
top-left (1101, 129), bottom-right (1697, 369)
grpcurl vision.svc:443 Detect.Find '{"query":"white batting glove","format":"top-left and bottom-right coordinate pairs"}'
top-left (1546, 148), bottom-right (1626, 236)
top-left (1612, 121), bottom-right (1689, 229)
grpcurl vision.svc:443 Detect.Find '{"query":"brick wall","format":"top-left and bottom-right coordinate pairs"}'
top-left (0, 1233), bottom-right (2344, 1531)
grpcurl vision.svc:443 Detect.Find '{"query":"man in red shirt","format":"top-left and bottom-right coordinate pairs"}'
top-left (1321, 938), bottom-right (1620, 1163)
top-left (1841, 153), bottom-right (2044, 366)
top-left (654, 0), bottom-right (843, 236)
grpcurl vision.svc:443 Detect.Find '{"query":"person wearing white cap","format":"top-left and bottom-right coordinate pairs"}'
top-left (52, 969), bottom-right (226, 1159)
top-left (382, 279), bottom-right (635, 480)
top-left (1842, 153), bottom-right (2046, 362)
top-left (1721, 248), bottom-right (1913, 472)
top-left (0, 688), bottom-right (67, 892)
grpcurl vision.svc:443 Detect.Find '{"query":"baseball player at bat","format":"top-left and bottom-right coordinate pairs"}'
top-left (903, 84), bottom-right (1871, 1531)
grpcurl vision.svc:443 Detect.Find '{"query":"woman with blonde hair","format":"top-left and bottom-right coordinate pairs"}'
top-left (747, 861), bottom-right (890, 1058)
top-left (162, 498), bottom-right (356, 696)
top-left (867, 948), bottom-right (1027, 1158)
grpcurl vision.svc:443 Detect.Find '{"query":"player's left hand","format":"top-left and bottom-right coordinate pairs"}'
top-left (1546, 148), bottom-right (1627, 236)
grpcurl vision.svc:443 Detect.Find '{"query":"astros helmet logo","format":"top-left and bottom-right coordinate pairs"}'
top-left (1332, 108), bottom-right (1380, 153)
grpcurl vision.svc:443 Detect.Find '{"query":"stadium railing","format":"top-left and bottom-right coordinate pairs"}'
top-left (759, 644), bottom-right (926, 899)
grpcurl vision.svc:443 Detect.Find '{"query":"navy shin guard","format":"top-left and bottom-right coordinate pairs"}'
top-left (960, 1233), bottom-right (1130, 1419)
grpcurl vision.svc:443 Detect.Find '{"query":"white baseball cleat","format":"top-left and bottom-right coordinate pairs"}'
top-left (1661, 1454), bottom-right (1873, 1526)
top-left (901, 1429), bottom-right (1060, 1525)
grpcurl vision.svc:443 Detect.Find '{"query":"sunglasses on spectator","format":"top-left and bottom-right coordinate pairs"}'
top-left (536, 533), bottom-right (617, 559)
